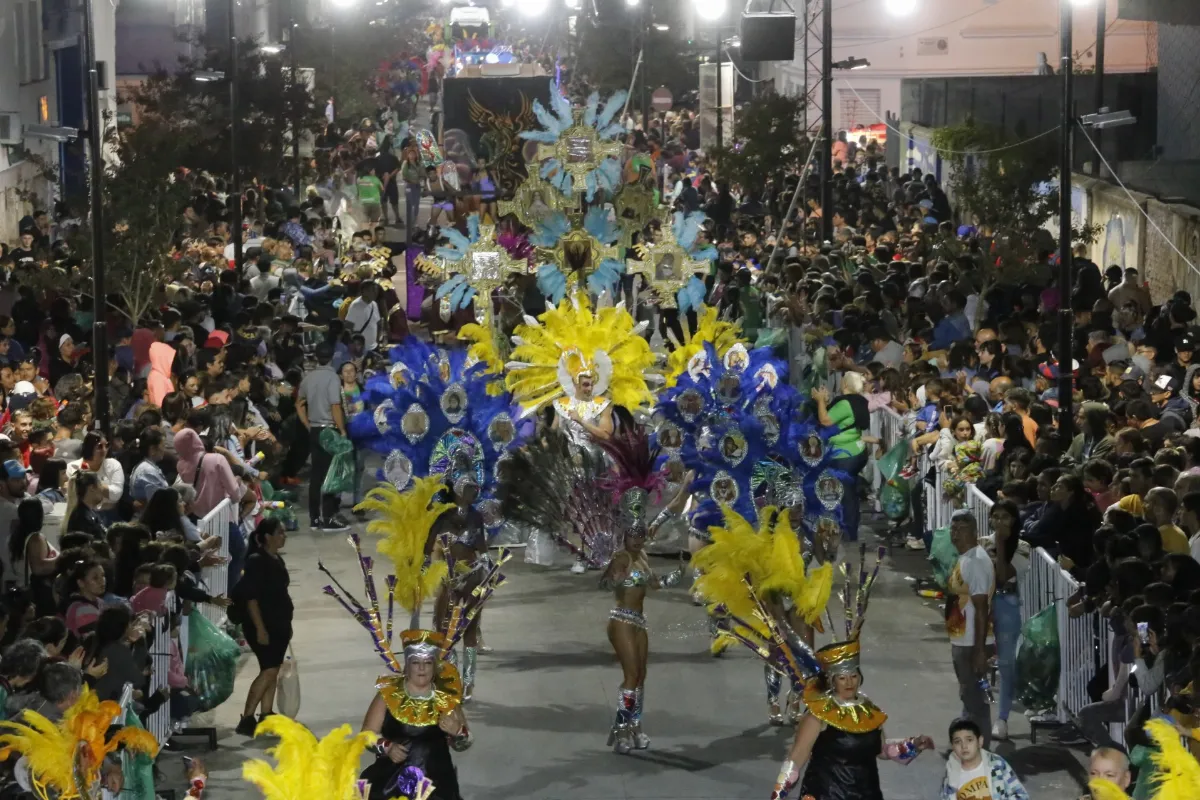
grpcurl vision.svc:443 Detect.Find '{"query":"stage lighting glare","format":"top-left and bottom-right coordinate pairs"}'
top-left (884, 0), bottom-right (917, 15)
top-left (520, 0), bottom-right (549, 15)
top-left (626, 0), bottom-right (640, 6)
top-left (693, 0), bottom-right (725, 21)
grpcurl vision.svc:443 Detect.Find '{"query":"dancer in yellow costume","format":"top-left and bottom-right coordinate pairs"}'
top-left (505, 292), bottom-right (658, 450)
top-left (0, 686), bottom-right (159, 799)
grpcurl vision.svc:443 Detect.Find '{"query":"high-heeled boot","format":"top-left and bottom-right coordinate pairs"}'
top-left (765, 666), bottom-right (785, 725)
top-left (631, 687), bottom-right (650, 749)
top-left (785, 684), bottom-right (803, 723)
top-left (462, 646), bottom-right (477, 702)
top-left (605, 688), bottom-right (636, 754)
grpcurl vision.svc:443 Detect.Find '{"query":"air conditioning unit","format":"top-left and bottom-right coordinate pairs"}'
top-left (917, 37), bottom-right (950, 56)
top-left (0, 112), bottom-right (21, 145)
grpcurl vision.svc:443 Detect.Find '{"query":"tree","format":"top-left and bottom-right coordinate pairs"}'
top-left (710, 93), bottom-right (810, 193)
top-left (575, 16), bottom-right (700, 106)
top-left (131, 37), bottom-right (321, 191)
top-left (930, 119), bottom-right (1100, 323)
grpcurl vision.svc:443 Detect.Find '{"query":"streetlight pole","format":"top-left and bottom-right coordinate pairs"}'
top-left (640, 3), bottom-right (649, 130)
top-left (1091, 0), bottom-right (1106, 176)
top-left (820, 0), bottom-right (833, 243)
top-left (1057, 0), bottom-right (1075, 441)
top-left (715, 37), bottom-right (723, 150)
top-left (81, 0), bottom-right (108, 432)
top-left (229, 0), bottom-right (243, 272)
top-left (290, 18), bottom-right (301, 200)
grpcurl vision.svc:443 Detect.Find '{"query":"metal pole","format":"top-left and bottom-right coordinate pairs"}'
top-left (1091, 0), bottom-right (1106, 176)
top-left (802, 0), bottom-right (809, 131)
top-left (229, 0), bottom-right (243, 271)
top-left (715, 36), bottom-right (723, 150)
top-left (820, 0), bottom-right (832, 243)
top-left (764, 129), bottom-right (823, 274)
top-left (640, 5), bottom-right (649, 131)
top-left (81, 0), bottom-right (108, 432)
top-left (331, 25), bottom-right (337, 126)
top-left (291, 19), bottom-right (301, 200)
top-left (1057, 0), bottom-right (1075, 441)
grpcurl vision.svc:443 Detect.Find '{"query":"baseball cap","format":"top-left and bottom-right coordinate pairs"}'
top-left (1122, 364), bottom-right (1147, 383)
top-left (58, 334), bottom-right (73, 348)
top-left (2, 460), bottom-right (28, 480)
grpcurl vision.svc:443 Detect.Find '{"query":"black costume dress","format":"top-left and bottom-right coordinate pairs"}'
top-left (359, 708), bottom-right (462, 800)
top-left (796, 684), bottom-right (888, 800)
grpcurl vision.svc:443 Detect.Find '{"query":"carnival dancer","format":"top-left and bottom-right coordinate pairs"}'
top-left (326, 477), bottom-right (511, 800)
top-left (0, 685), bottom-right (159, 799)
top-left (243, 715), bottom-right (437, 800)
top-left (764, 546), bottom-right (936, 800)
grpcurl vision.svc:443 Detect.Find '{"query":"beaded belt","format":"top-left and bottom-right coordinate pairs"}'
top-left (609, 608), bottom-right (647, 630)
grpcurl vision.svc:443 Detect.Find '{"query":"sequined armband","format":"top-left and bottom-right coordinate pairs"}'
top-left (659, 567), bottom-right (685, 588)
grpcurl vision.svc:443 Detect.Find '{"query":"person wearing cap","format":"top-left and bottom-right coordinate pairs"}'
top-left (47, 334), bottom-right (77, 388)
top-left (0, 458), bottom-right (29, 581)
top-left (1165, 331), bottom-right (1197, 386)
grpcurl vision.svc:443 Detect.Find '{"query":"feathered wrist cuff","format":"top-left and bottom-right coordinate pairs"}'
top-left (884, 737), bottom-right (919, 765)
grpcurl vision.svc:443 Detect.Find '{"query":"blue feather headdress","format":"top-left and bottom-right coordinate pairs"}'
top-left (520, 89), bottom-right (628, 202)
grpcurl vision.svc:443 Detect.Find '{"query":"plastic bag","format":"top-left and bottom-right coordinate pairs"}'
top-left (927, 526), bottom-right (957, 589)
top-left (186, 609), bottom-right (242, 712)
top-left (320, 428), bottom-right (356, 496)
top-left (877, 438), bottom-right (912, 482)
top-left (277, 646), bottom-right (301, 719)
top-left (880, 478), bottom-right (910, 521)
top-left (1016, 604), bottom-right (1060, 711)
top-left (120, 707), bottom-right (156, 800)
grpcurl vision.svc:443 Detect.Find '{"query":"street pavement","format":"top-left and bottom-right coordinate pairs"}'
top-left (175, 511), bottom-right (1091, 800)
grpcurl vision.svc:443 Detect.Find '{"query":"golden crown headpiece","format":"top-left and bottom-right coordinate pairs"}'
top-left (400, 629), bottom-right (447, 662)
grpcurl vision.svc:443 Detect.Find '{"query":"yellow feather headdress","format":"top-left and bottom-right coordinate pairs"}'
top-left (664, 305), bottom-right (744, 388)
top-left (1146, 717), bottom-right (1200, 800)
top-left (0, 687), bottom-right (159, 800)
top-left (505, 292), bottom-right (660, 414)
top-left (1087, 778), bottom-right (1129, 800)
top-left (694, 506), bottom-right (832, 684)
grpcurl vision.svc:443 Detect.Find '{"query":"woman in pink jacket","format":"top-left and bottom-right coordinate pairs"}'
top-left (147, 341), bottom-right (177, 408)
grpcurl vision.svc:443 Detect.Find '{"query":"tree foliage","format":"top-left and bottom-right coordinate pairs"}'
top-left (710, 93), bottom-right (810, 193)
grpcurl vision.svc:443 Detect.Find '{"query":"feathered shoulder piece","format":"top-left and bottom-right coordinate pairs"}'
top-left (0, 686), bottom-right (159, 799)
top-left (597, 422), bottom-right (665, 498)
top-left (1146, 717), bottom-right (1200, 800)
top-left (242, 717), bottom-right (387, 800)
top-left (506, 292), bottom-right (659, 415)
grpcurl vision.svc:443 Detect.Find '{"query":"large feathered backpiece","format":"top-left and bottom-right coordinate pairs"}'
top-left (0, 687), bottom-right (159, 800)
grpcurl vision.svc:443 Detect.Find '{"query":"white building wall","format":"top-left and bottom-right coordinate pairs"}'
top-left (764, 0), bottom-right (1157, 133)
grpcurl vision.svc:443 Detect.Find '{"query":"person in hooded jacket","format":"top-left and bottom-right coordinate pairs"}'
top-left (146, 341), bottom-right (176, 408)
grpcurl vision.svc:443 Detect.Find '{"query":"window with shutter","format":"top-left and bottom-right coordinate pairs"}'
top-left (837, 87), bottom-right (881, 130)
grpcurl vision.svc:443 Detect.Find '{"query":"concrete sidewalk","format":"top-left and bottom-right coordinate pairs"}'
top-left (180, 515), bottom-right (1088, 800)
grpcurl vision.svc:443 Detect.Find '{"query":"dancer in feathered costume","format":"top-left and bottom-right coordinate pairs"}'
top-left (325, 477), bottom-right (505, 800)
top-left (0, 686), bottom-right (159, 800)
top-left (710, 545), bottom-right (933, 800)
top-left (243, 716), bottom-right (436, 800)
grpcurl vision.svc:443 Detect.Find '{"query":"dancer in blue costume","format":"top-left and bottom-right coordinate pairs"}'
top-left (346, 338), bottom-right (523, 698)
top-left (655, 337), bottom-right (850, 723)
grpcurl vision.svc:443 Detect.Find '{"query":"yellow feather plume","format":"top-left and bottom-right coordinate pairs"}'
top-left (664, 305), bottom-right (745, 388)
top-left (0, 687), bottom-right (159, 798)
top-left (356, 477), bottom-right (453, 613)
top-left (243, 717), bottom-right (378, 800)
top-left (507, 293), bottom-right (659, 412)
top-left (694, 507), bottom-right (833, 630)
top-left (1146, 718), bottom-right (1200, 800)
top-left (458, 323), bottom-right (506, 376)
top-left (1087, 779), bottom-right (1129, 800)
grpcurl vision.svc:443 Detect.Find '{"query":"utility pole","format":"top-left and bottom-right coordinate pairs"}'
top-left (1057, 0), bottom-right (1075, 441)
top-left (819, 0), bottom-right (832, 243)
top-left (229, 0), bottom-right (243, 272)
top-left (81, 0), bottom-right (108, 432)
top-left (640, 3), bottom-right (649, 130)
top-left (290, 18), bottom-right (301, 200)
top-left (715, 36), bottom-right (723, 150)
top-left (1091, 0), bottom-right (1106, 176)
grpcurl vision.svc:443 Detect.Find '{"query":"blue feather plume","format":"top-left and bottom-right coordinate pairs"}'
top-left (596, 91), bottom-right (627, 131)
top-left (467, 214), bottom-right (480, 242)
top-left (529, 211), bottom-right (570, 248)
top-left (597, 159), bottom-right (622, 195)
top-left (676, 275), bottom-right (708, 315)
top-left (537, 264), bottom-right (568, 303)
top-left (598, 122), bottom-right (625, 140)
top-left (586, 258), bottom-right (625, 299)
top-left (551, 89), bottom-right (574, 130)
top-left (584, 206), bottom-right (619, 244)
top-left (584, 172), bottom-right (598, 202)
top-left (584, 92), bottom-right (600, 127)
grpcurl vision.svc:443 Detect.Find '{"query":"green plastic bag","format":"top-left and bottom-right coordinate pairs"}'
top-left (880, 478), bottom-right (910, 521)
top-left (320, 428), bottom-right (355, 495)
top-left (120, 706), bottom-right (155, 800)
top-left (186, 609), bottom-right (241, 712)
top-left (1016, 604), bottom-right (1061, 711)
top-left (928, 526), bottom-right (958, 588)
top-left (877, 438), bottom-right (911, 482)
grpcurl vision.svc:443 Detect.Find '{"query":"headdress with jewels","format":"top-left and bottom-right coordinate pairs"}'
top-left (505, 292), bottom-right (660, 416)
top-left (322, 478), bottom-right (510, 711)
top-left (0, 686), bottom-right (159, 800)
top-left (498, 421), bottom-right (666, 567)
top-left (519, 89), bottom-right (627, 203)
top-left (529, 206), bottom-right (625, 302)
top-left (242, 716), bottom-right (436, 800)
top-left (347, 339), bottom-right (524, 531)
top-left (627, 210), bottom-right (718, 314)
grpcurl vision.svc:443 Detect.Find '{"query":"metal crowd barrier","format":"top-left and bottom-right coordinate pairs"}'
top-left (145, 590), bottom-right (178, 745)
top-left (197, 499), bottom-right (235, 626)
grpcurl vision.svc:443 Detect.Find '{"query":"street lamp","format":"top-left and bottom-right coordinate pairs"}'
top-left (519, 0), bottom-right (549, 16)
top-left (261, 43), bottom-right (285, 54)
top-left (693, 0), bottom-right (727, 149)
top-left (884, 0), bottom-right (917, 15)
top-left (193, 70), bottom-right (225, 82)
top-left (693, 0), bottom-right (725, 21)
top-left (832, 57), bottom-right (870, 70)
top-left (626, 0), bottom-right (640, 6)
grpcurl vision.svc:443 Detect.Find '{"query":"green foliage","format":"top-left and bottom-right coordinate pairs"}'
top-left (710, 93), bottom-right (809, 193)
top-left (130, 36), bottom-right (320, 189)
